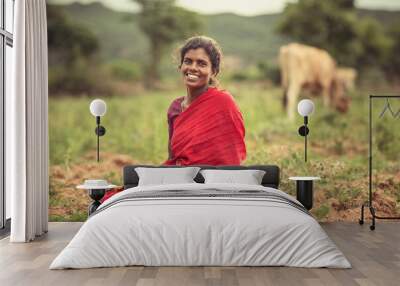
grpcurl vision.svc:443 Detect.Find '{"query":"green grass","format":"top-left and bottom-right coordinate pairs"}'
top-left (48, 82), bottom-right (397, 178)
top-left (49, 212), bottom-right (87, 222)
top-left (49, 89), bottom-right (181, 166)
top-left (314, 204), bottom-right (330, 220)
top-left (49, 85), bottom-right (305, 167)
top-left (49, 81), bottom-right (400, 221)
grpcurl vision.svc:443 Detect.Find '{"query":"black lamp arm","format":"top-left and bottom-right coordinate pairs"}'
top-left (298, 116), bottom-right (310, 162)
top-left (94, 116), bottom-right (106, 162)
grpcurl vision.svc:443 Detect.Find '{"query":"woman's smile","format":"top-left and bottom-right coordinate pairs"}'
top-left (186, 73), bottom-right (200, 81)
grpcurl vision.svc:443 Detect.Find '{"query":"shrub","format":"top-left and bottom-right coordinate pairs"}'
top-left (313, 204), bottom-right (330, 220)
top-left (49, 60), bottom-right (112, 96)
top-left (257, 61), bottom-right (281, 85)
top-left (107, 60), bottom-right (142, 81)
top-left (230, 71), bottom-right (250, 82)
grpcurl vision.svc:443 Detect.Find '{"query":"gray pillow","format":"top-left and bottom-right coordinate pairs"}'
top-left (200, 169), bottom-right (266, 185)
top-left (135, 167), bottom-right (201, 186)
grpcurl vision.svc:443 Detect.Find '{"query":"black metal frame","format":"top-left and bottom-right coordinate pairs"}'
top-left (359, 95), bottom-right (400, 230)
top-left (1, 0), bottom-right (14, 233)
top-left (0, 218), bottom-right (10, 239)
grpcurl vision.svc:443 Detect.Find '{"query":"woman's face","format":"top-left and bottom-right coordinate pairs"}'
top-left (180, 48), bottom-right (214, 91)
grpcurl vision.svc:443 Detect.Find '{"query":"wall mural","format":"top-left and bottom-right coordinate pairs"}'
top-left (47, 0), bottom-right (400, 222)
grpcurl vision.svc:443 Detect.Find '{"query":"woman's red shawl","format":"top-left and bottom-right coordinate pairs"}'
top-left (164, 88), bottom-right (246, 166)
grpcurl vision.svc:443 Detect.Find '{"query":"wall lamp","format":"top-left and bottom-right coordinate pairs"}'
top-left (297, 99), bottom-right (315, 162)
top-left (89, 99), bottom-right (107, 162)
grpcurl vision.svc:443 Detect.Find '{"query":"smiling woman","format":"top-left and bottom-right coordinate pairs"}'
top-left (163, 36), bottom-right (246, 166)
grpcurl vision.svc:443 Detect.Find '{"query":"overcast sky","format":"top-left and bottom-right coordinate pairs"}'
top-left (48, 0), bottom-right (400, 16)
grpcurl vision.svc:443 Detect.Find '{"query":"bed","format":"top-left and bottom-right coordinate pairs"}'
top-left (50, 165), bottom-right (351, 269)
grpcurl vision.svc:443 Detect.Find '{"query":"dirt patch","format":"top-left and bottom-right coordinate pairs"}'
top-left (311, 172), bottom-right (400, 222)
top-left (49, 152), bottom-right (400, 222)
top-left (49, 152), bottom-right (136, 219)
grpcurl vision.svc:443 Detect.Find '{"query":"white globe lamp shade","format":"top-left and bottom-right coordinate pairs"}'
top-left (297, 99), bottom-right (315, 117)
top-left (90, 99), bottom-right (107, 117)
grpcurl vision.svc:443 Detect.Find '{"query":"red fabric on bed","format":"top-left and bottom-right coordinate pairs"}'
top-left (164, 87), bottom-right (246, 166)
top-left (100, 186), bottom-right (124, 204)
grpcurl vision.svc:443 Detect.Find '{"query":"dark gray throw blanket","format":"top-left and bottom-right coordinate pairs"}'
top-left (92, 189), bottom-right (310, 217)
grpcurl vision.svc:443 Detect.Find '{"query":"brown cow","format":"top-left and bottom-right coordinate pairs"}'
top-left (279, 43), bottom-right (351, 119)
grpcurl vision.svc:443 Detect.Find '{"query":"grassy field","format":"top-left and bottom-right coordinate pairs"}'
top-left (49, 82), bottom-right (400, 222)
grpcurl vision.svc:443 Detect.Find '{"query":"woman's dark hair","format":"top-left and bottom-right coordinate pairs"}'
top-left (179, 36), bottom-right (223, 85)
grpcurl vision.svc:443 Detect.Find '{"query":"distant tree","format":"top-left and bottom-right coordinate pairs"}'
top-left (47, 5), bottom-right (99, 66)
top-left (133, 0), bottom-right (202, 88)
top-left (47, 5), bottom-right (110, 95)
top-left (335, 0), bottom-right (355, 9)
top-left (276, 0), bottom-right (390, 69)
top-left (354, 17), bottom-right (392, 68)
top-left (277, 0), bottom-right (358, 65)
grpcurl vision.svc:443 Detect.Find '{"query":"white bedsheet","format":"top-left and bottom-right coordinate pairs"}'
top-left (50, 183), bottom-right (351, 269)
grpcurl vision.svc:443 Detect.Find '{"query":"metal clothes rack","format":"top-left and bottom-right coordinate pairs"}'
top-left (359, 95), bottom-right (400, 230)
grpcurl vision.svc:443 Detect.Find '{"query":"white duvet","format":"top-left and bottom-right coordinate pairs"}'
top-left (50, 183), bottom-right (351, 269)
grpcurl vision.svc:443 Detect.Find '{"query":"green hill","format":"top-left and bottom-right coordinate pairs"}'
top-left (52, 2), bottom-right (400, 67)
top-left (357, 8), bottom-right (400, 27)
top-left (56, 2), bottom-right (148, 63)
top-left (205, 13), bottom-right (289, 64)
top-left (53, 2), bottom-right (290, 66)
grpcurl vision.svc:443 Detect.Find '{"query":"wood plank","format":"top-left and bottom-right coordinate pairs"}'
top-left (0, 222), bottom-right (399, 286)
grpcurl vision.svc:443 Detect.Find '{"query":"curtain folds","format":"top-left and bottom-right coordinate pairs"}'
top-left (9, 0), bottom-right (49, 242)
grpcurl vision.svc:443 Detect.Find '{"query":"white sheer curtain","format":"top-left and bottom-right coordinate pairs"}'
top-left (7, 0), bottom-right (49, 242)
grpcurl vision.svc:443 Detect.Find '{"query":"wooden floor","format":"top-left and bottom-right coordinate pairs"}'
top-left (0, 222), bottom-right (399, 286)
